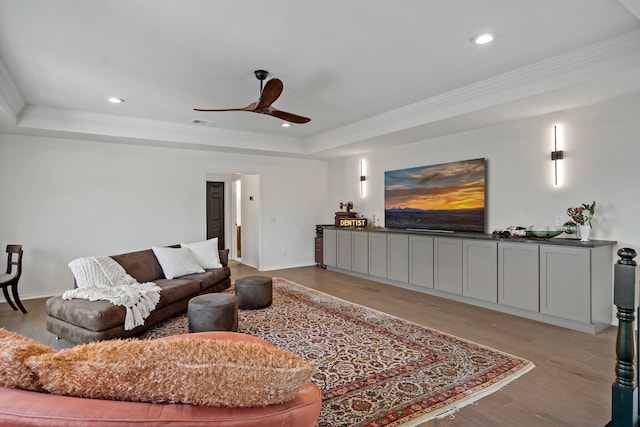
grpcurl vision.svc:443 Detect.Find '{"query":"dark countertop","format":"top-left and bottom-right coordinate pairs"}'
top-left (322, 226), bottom-right (617, 248)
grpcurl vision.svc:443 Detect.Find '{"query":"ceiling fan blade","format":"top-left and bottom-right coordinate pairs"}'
top-left (255, 78), bottom-right (283, 110)
top-left (194, 72), bottom-right (310, 125)
top-left (267, 106), bottom-right (311, 124)
top-left (194, 102), bottom-right (256, 112)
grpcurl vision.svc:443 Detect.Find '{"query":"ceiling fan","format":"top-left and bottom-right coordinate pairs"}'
top-left (194, 70), bottom-right (311, 124)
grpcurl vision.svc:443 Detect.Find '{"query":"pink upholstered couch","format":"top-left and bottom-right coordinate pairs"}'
top-left (0, 332), bottom-right (322, 426)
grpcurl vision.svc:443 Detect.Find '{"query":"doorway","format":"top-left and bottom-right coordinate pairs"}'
top-left (231, 178), bottom-right (242, 260)
top-left (205, 172), bottom-right (260, 269)
top-left (206, 181), bottom-right (224, 250)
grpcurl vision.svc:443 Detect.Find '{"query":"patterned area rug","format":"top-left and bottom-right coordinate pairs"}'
top-left (141, 278), bottom-right (534, 426)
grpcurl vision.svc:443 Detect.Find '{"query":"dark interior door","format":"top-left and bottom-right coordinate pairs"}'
top-left (206, 182), bottom-right (224, 250)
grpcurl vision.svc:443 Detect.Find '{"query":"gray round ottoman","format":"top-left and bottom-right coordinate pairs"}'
top-left (187, 293), bottom-right (238, 332)
top-left (235, 276), bottom-right (273, 309)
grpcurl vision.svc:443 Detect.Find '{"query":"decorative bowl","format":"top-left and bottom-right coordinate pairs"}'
top-left (527, 227), bottom-right (564, 239)
top-left (563, 221), bottom-right (577, 235)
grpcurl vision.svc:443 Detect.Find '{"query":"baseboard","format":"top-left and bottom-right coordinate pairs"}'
top-left (0, 290), bottom-right (63, 303)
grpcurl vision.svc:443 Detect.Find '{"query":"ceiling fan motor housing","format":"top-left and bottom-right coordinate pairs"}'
top-left (254, 69), bottom-right (269, 81)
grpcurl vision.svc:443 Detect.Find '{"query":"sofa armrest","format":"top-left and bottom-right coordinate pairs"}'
top-left (219, 249), bottom-right (229, 267)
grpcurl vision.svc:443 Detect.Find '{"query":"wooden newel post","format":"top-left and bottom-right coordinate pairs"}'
top-left (609, 248), bottom-right (639, 427)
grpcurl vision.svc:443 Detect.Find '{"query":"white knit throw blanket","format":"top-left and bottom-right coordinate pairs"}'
top-left (64, 256), bottom-right (161, 331)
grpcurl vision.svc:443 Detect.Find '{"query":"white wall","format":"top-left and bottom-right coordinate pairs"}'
top-left (3, 93), bottom-right (637, 302)
top-left (0, 134), bottom-right (328, 299)
top-left (240, 173), bottom-right (260, 269)
top-left (328, 93), bottom-right (640, 255)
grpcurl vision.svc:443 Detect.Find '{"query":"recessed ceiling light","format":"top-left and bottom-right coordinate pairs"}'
top-left (281, 123), bottom-right (291, 128)
top-left (472, 32), bottom-right (497, 45)
top-left (106, 97), bottom-right (125, 104)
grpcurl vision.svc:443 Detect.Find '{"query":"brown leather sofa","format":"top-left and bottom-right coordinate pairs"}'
top-left (45, 247), bottom-right (231, 344)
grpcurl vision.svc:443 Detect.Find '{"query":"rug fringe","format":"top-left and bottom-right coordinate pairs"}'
top-left (394, 360), bottom-right (536, 426)
top-left (272, 277), bottom-right (537, 426)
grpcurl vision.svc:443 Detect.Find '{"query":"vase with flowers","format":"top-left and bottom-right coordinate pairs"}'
top-left (567, 201), bottom-right (596, 242)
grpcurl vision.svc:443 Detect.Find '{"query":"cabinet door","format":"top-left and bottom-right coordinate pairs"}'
top-left (368, 233), bottom-right (388, 279)
top-left (351, 231), bottom-right (369, 274)
top-left (434, 237), bottom-right (463, 295)
top-left (540, 246), bottom-right (591, 323)
top-left (337, 230), bottom-right (352, 270)
top-left (315, 237), bottom-right (323, 264)
top-left (387, 234), bottom-right (409, 283)
top-left (498, 242), bottom-right (539, 311)
top-left (463, 240), bottom-right (498, 302)
top-left (409, 235), bottom-right (434, 288)
top-left (323, 229), bottom-right (337, 267)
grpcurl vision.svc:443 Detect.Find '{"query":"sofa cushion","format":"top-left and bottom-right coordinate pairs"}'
top-left (26, 334), bottom-right (316, 407)
top-left (111, 249), bottom-right (165, 283)
top-left (181, 268), bottom-right (231, 291)
top-left (0, 329), bottom-right (54, 392)
top-left (152, 246), bottom-right (204, 279)
top-left (181, 238), bottom-right (223, 269)
top-left (46, 297), bottom-right (127, 332)
top-left (153, 278), bottom-right (202, 308)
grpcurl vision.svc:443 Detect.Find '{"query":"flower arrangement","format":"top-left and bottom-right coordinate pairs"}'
top-left (567, 201), bottom-right (596, 227)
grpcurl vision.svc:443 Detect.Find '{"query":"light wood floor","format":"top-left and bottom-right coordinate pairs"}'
top-left (1, 261), bottom-right (617, 426)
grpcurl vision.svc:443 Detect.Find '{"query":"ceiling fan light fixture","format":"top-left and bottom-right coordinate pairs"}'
top-left (472, 32), bottom-right (497, 45)
top-left (281, 123), bottom-right (291, 128)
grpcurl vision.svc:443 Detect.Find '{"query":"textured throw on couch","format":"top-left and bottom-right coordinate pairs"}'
top-left (64, 256), bottom-right (161, 330)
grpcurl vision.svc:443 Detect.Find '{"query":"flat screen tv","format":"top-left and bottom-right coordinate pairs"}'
top-left (384, 158), bottom-right (486, 233)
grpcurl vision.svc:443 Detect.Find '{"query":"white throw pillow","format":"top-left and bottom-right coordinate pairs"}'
top-left (151, 246), bottom-right (204, 279)
top-left (180, 238), bottom-right (222, 269)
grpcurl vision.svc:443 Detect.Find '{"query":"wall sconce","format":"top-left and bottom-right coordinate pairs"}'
top-left (551, 125), bottom-right (564, 186)
top-left (359, 159), bottom-right (367, 197)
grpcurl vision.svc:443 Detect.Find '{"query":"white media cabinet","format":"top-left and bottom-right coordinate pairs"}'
top-left (323, 227), bottom-right (617, 334)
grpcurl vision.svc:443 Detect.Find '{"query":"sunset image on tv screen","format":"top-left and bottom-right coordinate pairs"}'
top-left (384, 158), bottom-right (485, 232)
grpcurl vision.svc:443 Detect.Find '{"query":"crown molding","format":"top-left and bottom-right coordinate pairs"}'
top-left (4, 29), bottom-right (640, 158)
top-left (0, 55), bottom-right (25, 123)
top-left (17, 105), bottom-right (310, 155)
top-left (307, 29), bottom-right (640, 154)
top-left (618, 0), bottom-right (640, 20)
